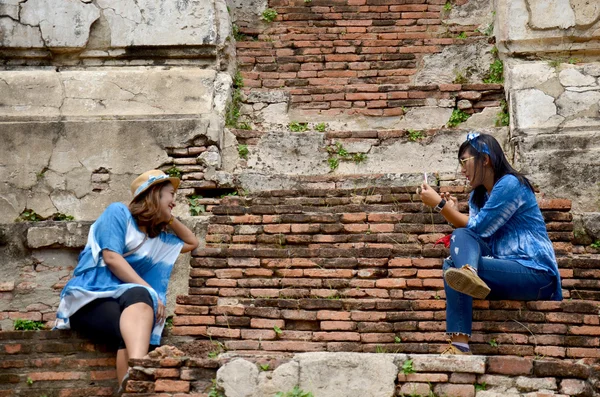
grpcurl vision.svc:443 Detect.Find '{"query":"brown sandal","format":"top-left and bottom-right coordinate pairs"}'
top-left (444, 264), bottom-right (491, 299)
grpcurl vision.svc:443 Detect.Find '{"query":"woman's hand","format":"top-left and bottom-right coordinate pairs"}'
top-left (417, 183), bottom-right (442, 208)
top-left (441, 192), bottom-right (459, 210)
top-left (156, 300), bottom-right (166, 325)
top-left (169, 217), bottom-right (199, 253)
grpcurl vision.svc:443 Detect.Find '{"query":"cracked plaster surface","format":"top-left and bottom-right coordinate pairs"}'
top-left (0, 68), bottom-right (217, 117)
top-left (527, 0), bottom-right (576, 29)
top-left (513, 89), bottom-right (565, 130)
top-left (0, 16), bottom-right (44, 47)
top-left (0, 0), bottom-right (24, 20)
top-left (570, 0), bottom-right (600, 27)
top-left (0, 64), bottom-right (230, 221)
top-left (0, 118), bottom-right (213, 222)
top-left (0, 71), bottom-right (63, 116)
top-left (20, 0), bottom-right (100, 48)
top-left (2, 0), bottom-right (230, 50)
top-left (526, 0), bottom-right (600, 30)
top-left (511, 62), bottom-right (600, 129)
top-left (96, 0), bottom-right (219, 47)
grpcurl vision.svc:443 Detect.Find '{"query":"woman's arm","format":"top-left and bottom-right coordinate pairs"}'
top-left (418, 183), bottom-right (469, 228)
top-left (465, 176), bottom-right (524, 237)
top-left (169, 217), bottom-right (199, 253)
top-left (439, 201), bottom-right (468, 228)
top-left (103, 250), bottom-right (152, 287)
top-left (103, 250), bottom-right (167, 323)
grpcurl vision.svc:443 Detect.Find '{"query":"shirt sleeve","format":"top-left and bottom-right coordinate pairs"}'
top-left (466, 175), bottom-right (525, 238)
top-left (93, 202), bottom-right (129, 256)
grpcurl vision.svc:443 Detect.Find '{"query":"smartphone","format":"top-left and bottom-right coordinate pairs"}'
top-left (423, 172), bottom-right (428, 185)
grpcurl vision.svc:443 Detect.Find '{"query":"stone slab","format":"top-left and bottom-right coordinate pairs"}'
top-left (254, 361), bottom-right (299, 397)
top-left (217, 358), bottom-right (259, 397)
top-left (414, 42), bottom-right (495, 85)
top-left (410, 354), bottom-right (486, 373)
top-left (515, 130), bottom-right (600, 212)
top-left (96, 0), bottom-right (226, 47)
top-left (1, 0), bottom-right (229, 49)
top-left (0, 17), bottom-right (45, 48)
top-left (297, 352), bottom-right (397, 397)
top-left (19, 0), bottom-right (100, 49)
top-left (512, 89), bottom-right (564, 130)
top-left (496, 0), bottom-right (600, 55)
top-left (0, 68), bottom-right (216, 118)
top-left (27, 223), bottom-right (90, 249)
top-left (444, 0), bottom-right (494, 28)
top-left (244, 131), bottom-right (330, 175)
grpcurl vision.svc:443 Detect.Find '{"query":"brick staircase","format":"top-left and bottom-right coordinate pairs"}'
top-left (174, 186), bottom-right (600, 359)
top-left (2, 186), bottom-right (599, 396)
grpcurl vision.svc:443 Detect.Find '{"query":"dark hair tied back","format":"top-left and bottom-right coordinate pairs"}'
top-left (458, 132), bottom-right (533, 209)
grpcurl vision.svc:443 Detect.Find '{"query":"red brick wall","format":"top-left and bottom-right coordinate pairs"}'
top-left (236, 0), bottom-right (502, 116)
top-left (172, 186), bottom-right (600, 358)
top-left (0, 330), bottom-right (117, 397)
top-left (2, 331), bottom-right (599, 396)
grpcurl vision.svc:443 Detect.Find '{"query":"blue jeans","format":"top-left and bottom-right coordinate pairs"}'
top-left (443, 228), bottom-right (556, 336)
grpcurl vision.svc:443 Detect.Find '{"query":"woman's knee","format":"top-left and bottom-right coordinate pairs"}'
top-left (451, 228), bottom-right (476, 241)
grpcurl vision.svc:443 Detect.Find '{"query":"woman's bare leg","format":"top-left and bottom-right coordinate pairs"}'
top-left (116, 349), bottom-right (129, 385)
top-left (118, 302), bottom-right (154, 383)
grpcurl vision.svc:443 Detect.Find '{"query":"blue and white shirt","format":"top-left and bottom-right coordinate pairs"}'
top-left (467, 174), bottom-right (562, 300)
top-left (55, 203), bottom-right (184, 344)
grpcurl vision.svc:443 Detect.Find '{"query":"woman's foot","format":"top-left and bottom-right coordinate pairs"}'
top-left (117, 372), bottom-right (130, 395)
top-left (444, 264), bottom-right (490, 299)
top-left (441, 340), bottom-right (472, 355)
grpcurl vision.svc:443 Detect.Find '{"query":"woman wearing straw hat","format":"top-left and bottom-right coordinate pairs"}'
top-left (55, 170), bottom-right (198, 391)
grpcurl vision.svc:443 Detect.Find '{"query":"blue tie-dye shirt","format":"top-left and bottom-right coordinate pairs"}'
top-left (55, 203), bottom-right (184, 344)
top-left (467, 174), bottom-right (562, 300)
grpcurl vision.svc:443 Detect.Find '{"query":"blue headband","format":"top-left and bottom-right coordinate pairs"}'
top-left (466, 132), bottom-right (490, 155)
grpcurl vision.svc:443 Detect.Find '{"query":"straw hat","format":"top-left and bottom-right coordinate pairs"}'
top-left (130, 170), bottom-right (180, 200)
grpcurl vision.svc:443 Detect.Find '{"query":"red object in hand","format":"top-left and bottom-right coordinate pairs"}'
top-left (435, 234), bottom-right (452, 248)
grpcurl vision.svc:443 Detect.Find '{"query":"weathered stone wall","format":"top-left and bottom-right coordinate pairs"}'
top-left (213, 352), bottom-right (598, 397)
top-left (496, 0), bottom-right (600, 234)
top-left (1, 1), bottom-right (600, 395)
top-left (226, 0), bottom-right (600, 240)
top-left (0, 0), bottom-right (239, 331)
top-left (0, 0), bottom-right (237, 224)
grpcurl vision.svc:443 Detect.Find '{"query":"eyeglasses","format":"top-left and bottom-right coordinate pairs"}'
top-left (459, 156), bottom-right (475, 168)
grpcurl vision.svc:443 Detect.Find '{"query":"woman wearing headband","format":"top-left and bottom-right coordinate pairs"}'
top-left (55, 170), bottom-right (198, 392)
top-left (418, 132), bottom-right (562, 355)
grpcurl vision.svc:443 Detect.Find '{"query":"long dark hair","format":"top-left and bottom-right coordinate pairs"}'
top-left (458, 133), bottom-right (533, 209)
top-left (128, 182), bottom-right (169, 238)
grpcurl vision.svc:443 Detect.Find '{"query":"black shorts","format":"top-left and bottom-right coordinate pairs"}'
top-left (69, 287), bottom-right (153, 350)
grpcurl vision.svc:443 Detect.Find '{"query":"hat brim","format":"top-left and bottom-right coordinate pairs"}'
top-left (132, 177), bottom-right (180, 201)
